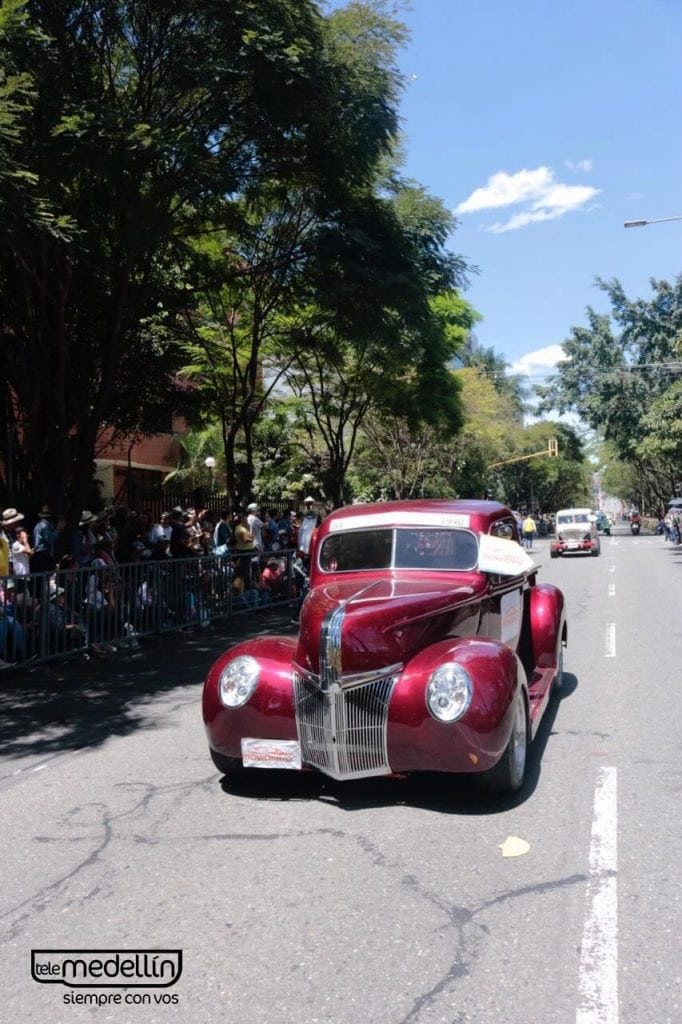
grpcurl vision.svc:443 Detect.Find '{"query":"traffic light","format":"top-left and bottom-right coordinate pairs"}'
top-left (548, 438), bottom-right (559, 458)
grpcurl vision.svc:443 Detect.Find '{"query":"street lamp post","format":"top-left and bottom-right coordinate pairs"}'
top-left (204, 456), bottom-right (216, 493)
top-left (624, 215), bottom-right (682, 228)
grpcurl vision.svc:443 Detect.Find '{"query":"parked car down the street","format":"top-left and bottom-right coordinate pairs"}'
top-left (550, 507), bottom-right (601, 558)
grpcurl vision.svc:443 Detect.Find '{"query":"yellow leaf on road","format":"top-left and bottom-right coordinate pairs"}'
top-left (499, 836), bottom-right (530, 858)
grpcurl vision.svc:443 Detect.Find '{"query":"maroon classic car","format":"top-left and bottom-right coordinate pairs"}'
top-left (203, 500), bottom-right (567, 794)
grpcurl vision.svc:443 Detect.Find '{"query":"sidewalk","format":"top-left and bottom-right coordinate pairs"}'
top-left (0, 608), bottom-right (297, 767)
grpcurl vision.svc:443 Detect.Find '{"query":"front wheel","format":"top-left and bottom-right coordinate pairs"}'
top-left (480, 695), bottom-right (528, 795)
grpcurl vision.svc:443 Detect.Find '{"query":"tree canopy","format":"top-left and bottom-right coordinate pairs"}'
top-left (0, 0), bottom-right (427, 517)
top-left (538, 276), bottom-right (682, 510)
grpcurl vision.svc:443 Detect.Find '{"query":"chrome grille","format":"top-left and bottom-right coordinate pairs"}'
top-left (293, 671), bottom-right (396, 780)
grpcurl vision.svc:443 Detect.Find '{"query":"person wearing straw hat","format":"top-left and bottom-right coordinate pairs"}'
top-left (0, 509), bottom-right (26, 577)
top-left (297, 497), bottom-right (319, 559)
top-left (77, 511), bottom-right (98, 566)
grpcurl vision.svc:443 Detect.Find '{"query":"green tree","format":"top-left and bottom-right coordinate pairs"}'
top-left (171, 1), bottom-right (420, 506)
top-left (347, 292), bottom-right (479, 500)
top-left (449, 367), bottom-right (523, 499)
top-left (162, 426), bottom-right (224, 493)
top-left (495, 421), bottom-right (590, 512)
top-left (462, 344), bottom-right (528, 422)
top-left (0, 0), bottom-right (400, 519)
top-left (282, 182), bottom-right (472, 507)
top-left (538, 276), bottom-right (682, 509)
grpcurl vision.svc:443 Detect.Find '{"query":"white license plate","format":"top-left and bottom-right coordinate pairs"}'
top-left (241, 738), bottom-right (302, 770)
top-left (567, 541), bottom-right (579, 549)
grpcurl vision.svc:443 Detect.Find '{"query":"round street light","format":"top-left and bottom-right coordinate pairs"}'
top-left (204, 456), bottom-right (216, 493)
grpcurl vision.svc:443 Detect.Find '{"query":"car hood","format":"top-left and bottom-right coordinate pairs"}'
top-left (295, 574), bottom-right (487, 679)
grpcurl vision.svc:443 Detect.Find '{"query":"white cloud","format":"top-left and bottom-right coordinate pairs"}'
top-left (566, 158), bottom-right (593, 172)
top-left (455, 165), bottom-right (600, 233)
top-left (509, 344), bottom-right (565, 377)
top-left (455, 167), bottom-right (553, 214)
top-left (488, 208), bottom-right (563, 233)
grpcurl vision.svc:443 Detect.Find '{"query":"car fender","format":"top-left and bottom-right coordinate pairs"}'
top-left (387, 636), bottom-right (527, 773)
top-left (528, 584), bottom-right (566, 669)
top-left (203, 636), bottom-right (298, 757)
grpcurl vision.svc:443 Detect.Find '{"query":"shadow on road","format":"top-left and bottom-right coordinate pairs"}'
top-left (0, 610), bottom-right (296, 763)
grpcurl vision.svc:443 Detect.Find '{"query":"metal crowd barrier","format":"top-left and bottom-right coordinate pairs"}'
top-left (0, 549), bottom-right (300, 670)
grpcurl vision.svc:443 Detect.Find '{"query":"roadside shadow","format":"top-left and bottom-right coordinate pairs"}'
top-left (0, 610), bottom-right (297, 763)
top-left (218, 671), bottom-right (580, 816)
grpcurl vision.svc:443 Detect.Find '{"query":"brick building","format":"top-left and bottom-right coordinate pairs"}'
top-left (94, 416), bottom-right (186, 505)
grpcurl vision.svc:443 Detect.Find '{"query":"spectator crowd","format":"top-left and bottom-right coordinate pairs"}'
top-left (0, 498), bottom-right (321, 666)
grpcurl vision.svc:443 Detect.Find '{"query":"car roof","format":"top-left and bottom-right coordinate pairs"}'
top-left (319, 499), bottom-right (514, 536)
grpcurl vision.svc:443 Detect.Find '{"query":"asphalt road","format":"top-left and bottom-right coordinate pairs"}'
top-left (1, 525), bottom-right (680, 1024)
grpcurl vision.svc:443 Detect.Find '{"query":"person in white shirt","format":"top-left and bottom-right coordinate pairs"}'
top-left (297, 497), bottom-right (319, 558)
top-left (148, 511), bottom-right (172, 546)
top-left (246, 503), bottom-right (264, 551)
top-left (11, 527), bottom-right (33, 576)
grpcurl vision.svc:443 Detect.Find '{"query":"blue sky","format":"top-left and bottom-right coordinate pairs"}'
top-left (392, 0), bottom-right (682, 380)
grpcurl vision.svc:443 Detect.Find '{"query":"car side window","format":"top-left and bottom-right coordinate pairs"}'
top-left (320, 530), bottom-right (392, 572)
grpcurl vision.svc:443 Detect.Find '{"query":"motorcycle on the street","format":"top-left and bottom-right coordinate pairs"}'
top-left (630, 517), bottom-right (641, 536)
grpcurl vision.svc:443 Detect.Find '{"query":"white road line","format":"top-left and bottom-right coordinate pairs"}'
top-left (609, 564), bottom-right (616, 573)
top-left (608, 583), bottom-right (615, 597)
top-left (605, 623), bottom-right (616, 657)
top-left (576, 767), bottom-right (618, 1024)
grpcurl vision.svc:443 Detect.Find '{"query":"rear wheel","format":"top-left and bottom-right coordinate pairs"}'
top-left (591, 544), bottom-right (600, 556)
top-left (480, 695), bottom-right (528, 795)
top-left (209, 747), bottom-right (243, 776)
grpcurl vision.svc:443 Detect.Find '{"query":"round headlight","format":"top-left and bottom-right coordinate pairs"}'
top-left (426, 663), bottom-right (472, 723)
top-left (218, 655), bottom-right (260, 708)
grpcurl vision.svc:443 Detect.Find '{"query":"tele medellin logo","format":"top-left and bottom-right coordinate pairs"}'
top-left (31, 950), bottom-right (182, 1007)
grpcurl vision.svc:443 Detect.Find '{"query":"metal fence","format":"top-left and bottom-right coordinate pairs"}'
top-left (0, 549), bottom-right (300, 670)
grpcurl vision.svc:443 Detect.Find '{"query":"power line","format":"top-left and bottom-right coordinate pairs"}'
top-left (458, 362), bottom-right (682, 383)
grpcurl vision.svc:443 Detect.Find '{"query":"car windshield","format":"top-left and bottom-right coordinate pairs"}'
top-left (319, 527), bottom-right (479, 573)
top-left (558, 513), bottom-right (589, 524)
